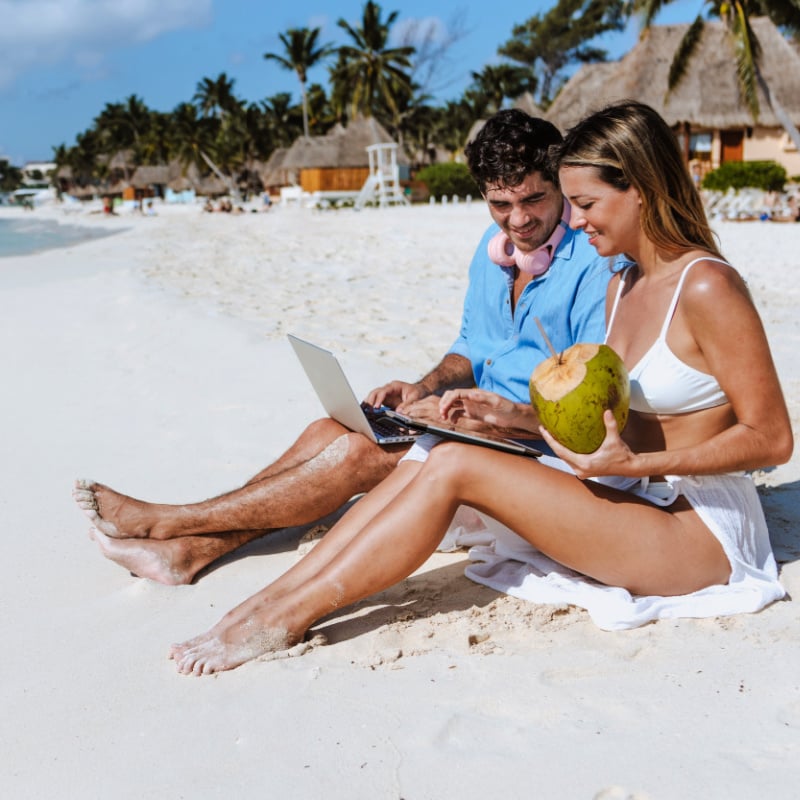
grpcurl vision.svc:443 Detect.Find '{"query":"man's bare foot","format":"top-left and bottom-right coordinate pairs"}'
top-left (169, 596), bottom-right (302, 675)
top-left (73, 479), bottom-right (163, 539)
top-left (89, 527), bottom-right (198, 585)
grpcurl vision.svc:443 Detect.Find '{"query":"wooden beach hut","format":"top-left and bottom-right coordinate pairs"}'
top-left (129, 165), bottom-right (171, 200)
top-left (281, 116), bottom-right (408, 195)
top-left (546, 17), bottom-right (800, 175)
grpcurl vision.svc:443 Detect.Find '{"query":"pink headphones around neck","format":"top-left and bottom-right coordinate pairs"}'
top-left (487, 199), bottom-right (571, 276)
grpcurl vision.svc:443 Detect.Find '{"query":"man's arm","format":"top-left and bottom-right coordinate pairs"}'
top-left (415, 353), bottom-right (474, 396)
top-left (365, 353), bottom-right (474, 411)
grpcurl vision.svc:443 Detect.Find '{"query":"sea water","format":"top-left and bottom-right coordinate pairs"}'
top-left (0, 216), bottom-right (116, 257)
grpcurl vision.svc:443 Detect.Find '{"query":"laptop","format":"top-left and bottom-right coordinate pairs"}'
top-left (288, 334), bottom-right (422, 444)
top-left (288, 335), bottom-right (542, 458)
top-left (382, 408), bottom-right (542, 458)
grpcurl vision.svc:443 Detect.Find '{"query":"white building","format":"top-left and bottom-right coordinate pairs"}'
top-left (21, 161), bottom-right (56, 186)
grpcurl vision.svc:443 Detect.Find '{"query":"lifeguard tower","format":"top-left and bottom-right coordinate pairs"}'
top-left (354, 143), bottom-right (409, 210)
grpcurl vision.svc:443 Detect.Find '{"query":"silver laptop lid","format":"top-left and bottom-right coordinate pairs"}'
top-left (288, 335), bottom-right (378, 441)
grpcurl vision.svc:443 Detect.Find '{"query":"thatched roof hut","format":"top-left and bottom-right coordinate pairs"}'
top-left (282, 116), bottom-right (407, 171)
top-left (130, 165), bottom-right (171, 190)
top-left (513, 92), bottom-right (545, 119)
top-left (547, 17), bottom-right (800, 132)
top-left (260, 147), bottom-right (290, 192)
top-left (282, 116), bottom-right (407, 193)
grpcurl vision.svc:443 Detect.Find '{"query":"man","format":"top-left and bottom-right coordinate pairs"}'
top-left (73, 109), bottom-right (616, 585)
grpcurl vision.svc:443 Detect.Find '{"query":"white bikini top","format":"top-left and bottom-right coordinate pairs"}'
top-left (605, 257), bottom-right (729, 415)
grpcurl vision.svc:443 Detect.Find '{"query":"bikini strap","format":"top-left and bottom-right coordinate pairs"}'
top-left (657, 256), bottom-right (731, 340)
top-left (604, 265), bottom-right (633, 344)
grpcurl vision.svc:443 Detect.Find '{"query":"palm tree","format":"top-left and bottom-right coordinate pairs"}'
top-left (168, 101), bottom-right (238, 195)
top-left (193, 73), bottom-right (241, 119)
top-left (630, 0), bottom-right (800, 151)
top-left (0, 158), bottom-right (23, 192)
top-left (139, 111), bottom-right (171, 165)
top-left (94, 95), bottom-right (153, 167)
top-left (499, 0), bottom-right (626, 106)
top-left (304, 83), bottom-right (335, 134)
top-left (261, 92), bottom-right (304, 147)
top-left (264, 27), bottom-right (333, 138)
top-left (468, 64), bottom-right (538, 115)
top-left (333, 1), bottom-right (415, 120)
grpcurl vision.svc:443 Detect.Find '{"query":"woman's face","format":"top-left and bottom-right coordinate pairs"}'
top-left (558, 165), bottom-right (641, 257)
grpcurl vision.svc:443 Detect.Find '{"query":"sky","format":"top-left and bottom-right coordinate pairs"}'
top-left (0, 0), bottom-right (702, 165)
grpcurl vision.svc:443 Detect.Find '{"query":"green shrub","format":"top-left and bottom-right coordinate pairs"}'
top-left (415, 162), bottom-right (479, 200)
top-left (702, 160), bottom-right (787, 192)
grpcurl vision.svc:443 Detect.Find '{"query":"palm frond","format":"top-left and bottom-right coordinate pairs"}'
top-left (627, 0), bottom-right (671, 30)
top-left (667, 16), bottom-right (705, 92)
top-left (729, 3), bottom-right (762, 120)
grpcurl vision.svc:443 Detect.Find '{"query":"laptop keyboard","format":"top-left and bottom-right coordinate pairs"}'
top-left (371, 416), bottom-right (411, 437)
top-left (363, 406), bottom-right (418, 439)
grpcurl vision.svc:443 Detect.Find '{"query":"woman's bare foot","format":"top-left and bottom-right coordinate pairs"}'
top-left (88, 527), bottom-right (200, 585)
top-left (169, 594), bottom-right (303, 675)
top-left (73, 479), bottom-right (168, 539)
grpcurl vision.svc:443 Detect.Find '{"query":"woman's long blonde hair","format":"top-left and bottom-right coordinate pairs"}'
top-left (557, 101), bottom-right (722, 258)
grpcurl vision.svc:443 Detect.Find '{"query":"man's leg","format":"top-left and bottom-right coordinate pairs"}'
top-left (74, 417), bottom-right (407, 539)
top-left (88, 457), bottom-right (423, 586)
top-left (86, 526), bottom-right (271, 585)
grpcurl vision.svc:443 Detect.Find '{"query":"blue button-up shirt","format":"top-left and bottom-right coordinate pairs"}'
top-left (449, 223), bottom-right (625, 404)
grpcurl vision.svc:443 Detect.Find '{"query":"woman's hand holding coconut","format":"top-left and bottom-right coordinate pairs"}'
top-left (539, 409), bottom-right (639, 480)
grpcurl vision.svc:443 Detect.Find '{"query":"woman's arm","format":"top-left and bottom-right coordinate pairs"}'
top-left (552, 260), bottom-right (793, 479)
top-left (438, 387), bottom-right (541, 434)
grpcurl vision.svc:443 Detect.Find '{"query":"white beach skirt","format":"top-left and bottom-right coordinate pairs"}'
top-left (403, 439), bottom-right (787, 630)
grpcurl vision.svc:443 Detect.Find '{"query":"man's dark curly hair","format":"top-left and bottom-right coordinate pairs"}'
top-left (465, 109), bottom-right (563, 194)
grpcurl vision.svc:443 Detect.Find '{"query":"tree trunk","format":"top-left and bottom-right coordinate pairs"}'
top-left (301, 81), bottom-right (309, 139)
top-left (200, 150), bottom-right (241, 203)
top-left (756, 69), bottom-right (800, 154)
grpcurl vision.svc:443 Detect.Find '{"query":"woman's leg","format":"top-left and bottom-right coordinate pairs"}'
top-left (170, 444), bottom-right (729, 674)
top-left (414, 445), bottom-right (731, 596)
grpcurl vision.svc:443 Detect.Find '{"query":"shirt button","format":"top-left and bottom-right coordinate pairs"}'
top-left (486, 359), bottom-right (492, 365)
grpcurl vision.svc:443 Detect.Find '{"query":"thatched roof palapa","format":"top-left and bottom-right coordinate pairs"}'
top-left (512, 92), bottom-right (545, 119)
top-left (260, 147), bottom-right (290, 188)
top-left (546, 17), bottom-right (800, 133)
top-left (130, 165), bottom-right (171, 189)
top-left (282, 116), bottom-right (408, 170)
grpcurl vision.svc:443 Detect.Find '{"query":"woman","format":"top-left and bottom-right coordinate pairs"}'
top-left (170, 102), bottom-right (793, 675)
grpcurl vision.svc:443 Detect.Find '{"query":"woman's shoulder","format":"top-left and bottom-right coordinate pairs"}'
top-left (679, 253), bottom-right (752, 312)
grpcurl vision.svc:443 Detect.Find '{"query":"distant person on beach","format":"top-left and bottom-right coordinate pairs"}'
top-left (163, 101), bottom-right (793, 675)
top-left (74, 109), bottom-right (621, 587)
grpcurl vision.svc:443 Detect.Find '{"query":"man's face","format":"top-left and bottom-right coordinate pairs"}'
top-left (484, 172), bottom-right (563, 253)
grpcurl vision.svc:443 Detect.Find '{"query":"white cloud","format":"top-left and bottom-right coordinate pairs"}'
top-left (0, 0), bottom-right (212, 89)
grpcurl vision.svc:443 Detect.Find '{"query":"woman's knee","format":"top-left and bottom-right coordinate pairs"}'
top-left (423, 442), bottom-right (473, 485)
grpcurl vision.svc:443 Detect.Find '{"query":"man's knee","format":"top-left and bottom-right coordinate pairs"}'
top-left (305, 417), bottom-right (349, 440)
top-left (341, 432), bottom-right (405, 478)
top-left (344, 430), bottom-right (389, 462)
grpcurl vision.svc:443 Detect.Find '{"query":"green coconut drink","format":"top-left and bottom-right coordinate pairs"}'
top-left (529, 343), bottom-right (630, 454)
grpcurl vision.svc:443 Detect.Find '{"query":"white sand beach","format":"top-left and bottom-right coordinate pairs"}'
top-left (2, 200), bottom-right (799, 798)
